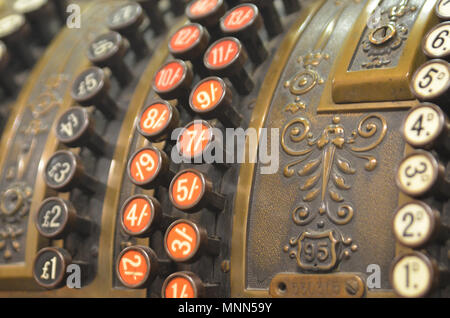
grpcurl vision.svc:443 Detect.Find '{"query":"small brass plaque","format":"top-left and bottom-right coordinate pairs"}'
top-left (269, 273), bottom-right (366, 298)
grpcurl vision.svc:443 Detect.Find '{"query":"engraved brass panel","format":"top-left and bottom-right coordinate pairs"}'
top-left (330, 0), bottom-right (438, 107)
top-left (269, 273), bottom-right (365, 298)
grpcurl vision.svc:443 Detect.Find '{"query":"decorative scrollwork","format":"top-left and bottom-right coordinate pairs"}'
top-left (282, 114), bottom-right (387, 270)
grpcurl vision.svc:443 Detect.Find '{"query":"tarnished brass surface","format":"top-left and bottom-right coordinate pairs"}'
top-left (331, 0), bottom-right (438, 107)
top-left (269, 273), bottom-right (365, 298)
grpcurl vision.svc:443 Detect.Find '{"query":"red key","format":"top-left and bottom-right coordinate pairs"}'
top-left (186, 0), bottom-right (226, 38)
top-left (127, 146), bottom-right (175, 189)
top-left (203, 37), bottom-right (253, 95)
top-left (189, 77), bottom-right (242, 127)
top-left (116, 246), bottom-right (161, 289)
top-left (169, 24), bottom-right (202, 53)
top-left (162, 271), bottom-right (213, 298)
top-left (220, 4), bottom-right (268, 65)
top-left (153, 59), bottom-right (194, 104)
top-left (177, 120), bottom-right (213, 160)
top-left (169, 169), bottom-right (226, 213)
top-left (164, 219), bottom-right (220, 263)
top-left (120, 195), bottom-right (163, 237)
top-left (137, 101), bottom-right (179, 142)
top-left (117, 248), bottom-right (149, 288)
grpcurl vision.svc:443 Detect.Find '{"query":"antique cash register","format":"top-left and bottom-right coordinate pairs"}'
top-left (0, 0), bottom-right (448, 298)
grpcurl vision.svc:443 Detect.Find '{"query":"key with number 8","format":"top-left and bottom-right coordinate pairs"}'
top-left (136, 100), bottom-right (180, 143)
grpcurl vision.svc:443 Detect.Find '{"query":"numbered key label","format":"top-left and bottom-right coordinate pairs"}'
top-left (436, 0), bottom-right (450, 20)
top-left (56, 107), bottom-right (87, 142)
top-left (190, 77), bottom-right (224, 111)
top-left (72, 68), bottom-right (102, 99)
top-left (391, 253), bottom-right (434, 298)
top-left (45, 151), bottom-right (75, 189)
top-left (164, 274), bottom-right (196, 298)
top-left (170, 24), bottom-right (201, 53)
top-left (206, 38), bottom-right (239, 68)
top-left (396, 151), bottom-right (438, 197)
top-left (393, 202), bottom-right (434, 248)
top-left (128, 148), bottom-right (160, 184)
top-left (188, 0), bottom-right (219, 17)
top-left (165, 220), bottom-right (199, 261)
top-left (222, 4), bottom-right (256, 31)
top-left (423, 22), bottom-right (450, 59)
top-left (35, 198), bottom-right (67, 238)
top-left (88, 32), bottom-right (119, 60)
top-left (33, 248), bottom-right (67, 288)
top-left (171, 170), bottom-right (205, 210)
top-left (411, 60), bottom-right (449, 100)
top-left (402, 104), bottom-right (444, 148)
top-left (139, 102), bottom-right (171, 136)
top-left (177, 121), bottom-right (212, 158)
top-left (117, 248), bottom-right (149, 287)
top-left (121, 196), bottom-right (153, 235)
top-left (154, 61), bottom-right (185, 92)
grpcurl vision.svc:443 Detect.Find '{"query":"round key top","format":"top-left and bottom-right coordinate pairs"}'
top-left (162, 271), bottom-right (217, 298)
top-left (13, 0), bottom-right (57, 44)
top-left (127, 146), bottom-right (176, 189)
top-left (244, 0), bottom-right (283, 38)
top-left (55, 106), bottom-right (108, 156)
top-left (153, 59), bottom-right (194, 107)
top-left (169, 168), bottom-right (226, 213)
top-left (0, 41), bottom-right (18, 96)
top-left (71, 67), bottom-right (119, 120)
top-left (107, 2), bottom-right (149, 57)
top-left (436, 0), bottom-right (450, 20)
top-left (35, 197), bottom-right (91, 239)
top-left (396, 150), bottom-right (449, 198)
top-left (189, 76), bottom-right (241, 127)
top-left (220, 4), bottom-right (268, 65)
top-left (116, 246), bottom-right (161, 289)
top-left (282, 0), bottom-right (301, 14)
top-left (169, 23), bottom-right (210, 76)
top-left (164, 219), bottom-right (220, 263)
top-left (393, 201), bottom-right (450, 248)
top-left (33, 247), bottom-right (73, 289)
top-left (422, 22), bottom-right (450, 61)
top-left (44, 150), bottom-right (101, 194)
top-left (204, 37), bottom-right (254, 95)
top-left (137, 100), bottom-right (180, 143)
top-left (87, 31), bottom-right (133, 87)
top-left (410, 59), bottom-right (450, 106)
top-left (120, 195), bottom-right (164, 237)
top-left (390, 252), bottom-right (443, 298)
top-left (177, 120), bottom-right (215, 164)
top-left (186, 0), bottom-right (227, 38)
top-left (136, 0), bottom-right (167, 35)
top-left (0, 14), bottom-right (34, 67)
top-left (401, 103), bottom-right (450, 153)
